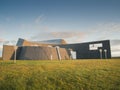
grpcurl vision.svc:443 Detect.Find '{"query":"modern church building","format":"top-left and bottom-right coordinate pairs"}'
top-left (2, 38), bottom-right (111, 60)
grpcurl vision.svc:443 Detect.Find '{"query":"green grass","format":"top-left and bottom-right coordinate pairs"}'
top-left (0, 59), bottom-right (120, 90)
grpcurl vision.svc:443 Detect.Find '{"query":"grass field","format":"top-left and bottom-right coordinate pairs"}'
top-left (0, 59), bottom-right (120, 90)
top-left (0, 57), bottom-right (2, 60)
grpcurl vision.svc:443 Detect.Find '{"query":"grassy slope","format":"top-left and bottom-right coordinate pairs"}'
top-left (0, 59), bottom-right (120, 90)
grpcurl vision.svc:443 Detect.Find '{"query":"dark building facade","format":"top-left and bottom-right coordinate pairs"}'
top-left (56, 40), bottom-right (111, 59)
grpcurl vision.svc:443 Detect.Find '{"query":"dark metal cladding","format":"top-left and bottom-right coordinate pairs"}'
top-left (56, 40), bottom-right (111, 59)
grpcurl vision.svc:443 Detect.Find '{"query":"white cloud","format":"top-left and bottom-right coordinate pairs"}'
top-left (35, 15), bottom-right (43, 24)
top-left (51, 32), bottom-right (84, 38)
top-left (110, 40), bottom-right (120, 57)
top-left (84, 22), bottom-right (120, 41)
top-left (0, 45), bottom-right (3, 50)
top-left (111, 51), bottom-right (120, 57)
top-left (0, 38), bottom-right (6, 44)
top-left (30, 31), bottom-right (87, 43)
top-left (0, 38), bottom-right (4, 42)
top-left (50, 32), bottom-right (87, 43)
top-left (0, 45), bottom-right (3, 57)
top-left (111, 45), bottom-right (120, 51)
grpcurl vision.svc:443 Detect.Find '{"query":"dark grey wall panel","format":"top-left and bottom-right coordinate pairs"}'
top-left (56, 40), bottom-right (111, 59)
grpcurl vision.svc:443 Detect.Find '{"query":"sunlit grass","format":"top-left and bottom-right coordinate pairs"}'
top-left (0, 59), bottom-right (120, 90)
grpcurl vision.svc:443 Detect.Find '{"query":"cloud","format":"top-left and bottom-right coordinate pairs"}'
top-left (35, 15), bottom-right (43, 24)
top-left (51, 32), bottom-right (85, 38)
top-left (50, 32), bottom-right (87, 43)
top-left (29, 21), bottom-right (120, 43)
top-left (30, 31), bottom-right (87, 43)
top-left (90, 22), bottom-right (120, 32)
top-left (0, 38), bottom-right (5, 44)
top-left (84, 22), bottom-right (120, 41)
top-left (0, 45), bottom-right (3, 50)
top-left (0, 39), bottom-right (16, 45)
top-left (0, 45), bottom-right (3, 56)
top-left (0, 38), bottom-right (4, 42)
top-left (110, 40), bottom-right (120, 57)
top-left (111, 51), bottom-right (120, 57)
top-left (0, 39), bottom-right (4, 52)
top-left (110, 40), bottom-right (120, 45)
top-left (111, 44), bottom-right (120, 51)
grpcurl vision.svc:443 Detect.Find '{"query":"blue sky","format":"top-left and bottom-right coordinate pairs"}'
top-left (0, 0), bottom-right (120, 56)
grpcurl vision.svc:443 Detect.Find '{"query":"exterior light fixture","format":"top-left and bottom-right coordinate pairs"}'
top-left (99, 49), bottom-right (102, 59)
top-left (104, 49), bottom-right (107, 59)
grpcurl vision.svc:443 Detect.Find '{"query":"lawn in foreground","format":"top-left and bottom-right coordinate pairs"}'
top-left (0, 59), bottom-right (120, 90)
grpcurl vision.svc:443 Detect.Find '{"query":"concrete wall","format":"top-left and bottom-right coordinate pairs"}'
top-left (2, 45), bottom-right (18, 60)
top-left (17, 46), bottom-right (70, 60)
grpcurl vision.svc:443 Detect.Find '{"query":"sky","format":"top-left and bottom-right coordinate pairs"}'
top-left (0, 0), bottom-right (120, 57)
